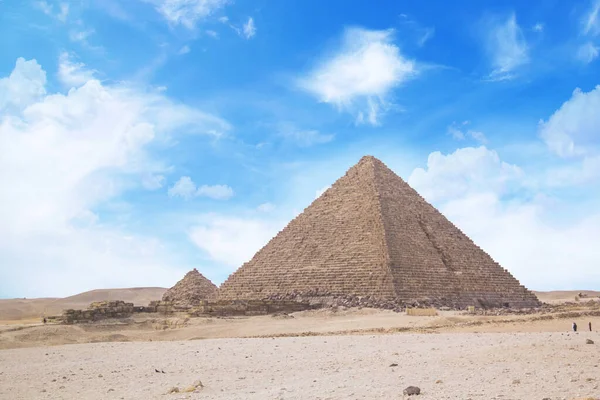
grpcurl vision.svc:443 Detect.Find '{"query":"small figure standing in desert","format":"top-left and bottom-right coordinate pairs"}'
top-left (589, 322), bottom-right (592, 331)
top-left (573, 322), bottom-right (577, 332)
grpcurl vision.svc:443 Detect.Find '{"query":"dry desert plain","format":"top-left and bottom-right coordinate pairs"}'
top-left (0, 289), bottom-right (599, 399)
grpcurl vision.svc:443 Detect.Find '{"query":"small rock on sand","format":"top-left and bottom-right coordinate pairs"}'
top-left (403, 386), bottom-right (421, 396)
top-left (586, 339), bottom-right (594, 344)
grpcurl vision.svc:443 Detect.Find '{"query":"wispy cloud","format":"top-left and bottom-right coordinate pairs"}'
top-left (35, 1), bottom-right (69, 22)
top-left (242, 17), bottom-right (256, 39)
top-left (532, 22), bottom-right (544, 33)
top-left (484, 13), bottom-right (529, 81)
top-left (148, 0), bottom-right (228, 29)
top-left (168, 177), bottom-right (234, 200)
top-left (298, 27), bottom-right (417, 125)
top-left (277, 123), bottom-right (334, 147)
top-left (582, 0), bottom-right (600, 36)
top-left (178, 45), bottom-right (191, 55)
top-left (577, 41), bottom-right (599, 63)
top-left (448, 121), bottom-right (487, 143)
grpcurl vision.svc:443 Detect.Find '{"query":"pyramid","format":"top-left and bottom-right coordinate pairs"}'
top-left (218, 156), bottom-right (540, 308)
top-left (162, 268), bottom-right (218, 306)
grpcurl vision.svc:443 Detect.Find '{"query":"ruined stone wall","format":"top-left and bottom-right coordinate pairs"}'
top-left (218, 157), bottom-right (395, 300)
top-left (57, 301), bottom-right (138, 324)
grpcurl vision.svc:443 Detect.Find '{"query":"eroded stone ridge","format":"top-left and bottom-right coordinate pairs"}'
top-left (218, 155), bottom-right (540, 309)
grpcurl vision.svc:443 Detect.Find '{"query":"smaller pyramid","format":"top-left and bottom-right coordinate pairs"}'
top-left (162, 269), bottom-right (218, 306)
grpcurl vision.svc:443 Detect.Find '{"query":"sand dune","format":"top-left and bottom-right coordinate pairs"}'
top-left (0, 287), bottom-right (166, 321)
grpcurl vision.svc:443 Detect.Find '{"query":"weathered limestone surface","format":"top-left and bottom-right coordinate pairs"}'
top-left (218, 156), bottom-right (540, 309)
top-left (162, 268), bottom-right (218, 306)
top-left (189, 300), bottom-right (312, 317)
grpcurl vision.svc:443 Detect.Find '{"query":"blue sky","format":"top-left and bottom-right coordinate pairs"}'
top-left (1, 0), bottom-right (599, 298)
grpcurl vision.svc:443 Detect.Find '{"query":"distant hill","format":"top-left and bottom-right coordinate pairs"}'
top-left (533, 290), bottom-right (600, 304)
top-left (0, 287), bottom-right (167, 321)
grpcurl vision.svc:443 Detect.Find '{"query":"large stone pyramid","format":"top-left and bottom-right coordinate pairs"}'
top-left (218, 156), bottom-right (540, 308)
top-left (163, 268), bottom-right (218, 306)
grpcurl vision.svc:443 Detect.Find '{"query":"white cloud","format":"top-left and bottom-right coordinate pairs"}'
top-left (278, 124), bottom-right (334, 147)
top-left (538, 85), bottom-right (600, 157)
top-left (0, 58), bottom-right (46, 112)
top-left (69, 29), bottom-right (95, 45)
top-left (409, 147), bottom-right (600, 290)
top-left (149, 0), bottom-right (228, 29)
top-left (35, 1), bottom-right (69, 22)
top-left (168, 176), bottom-right (197, 199)
top-left (298, 27), bottom-right (417, 125)
top-left (197, 184), bottom-right (234, 200)
top-left (532, 22), bottom-right (544, 33)
top-left (188, 215), bottom-right (281, 267)
top-left (168, 176), bottom-right (234, 200)
top-left (577, 42), bottom-right (599, 64)
top-left (242, 17), bottom-right (256, 39)
top-left (582, 0), bottom-right (600, 36)
top-left (206, 29), bottom-right (219, 38)
top-left (447, 121), bottom-right (487, 143)
top-left (57, 52), bottom-right (96, 88)
top-left (178, 45), bottom-right (191, 55)
top-left (485, 13), bottom-right (529, 80)
top-left (0, 57), bottom-right (229, 297)
top-left (57, 2), bottom-right (69, 22)
top-left (408, 146), bottom-right (522, 203)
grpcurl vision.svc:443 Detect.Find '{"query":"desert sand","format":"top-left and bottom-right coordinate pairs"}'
top-left (1, 291), bottom-right (600, 399)
top-left (1, 331), bottom-right (599, 399)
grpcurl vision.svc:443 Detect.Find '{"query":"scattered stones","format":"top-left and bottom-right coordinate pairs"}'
top-left (403, 386), bottom-right (421, 396)
top-left (166, 387), bottom-right (179, 394)
top-left (512, 379), bottom-right (521, 384)
top-left (435, 380), bottom-right (443, 384)
top-left (389, 363), bottom-right (398, 367)
top-left (586, 339), bottom-right (594, 344)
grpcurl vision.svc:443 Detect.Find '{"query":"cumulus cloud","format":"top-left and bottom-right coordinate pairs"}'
top-left (484, 13), bottom-right (529, 80)
top-left (148, 0), bottom-right (228, 29)
top-left (0, 58), bottom-right (46, 112)
top-left (178, 45), bottom-right (191, 55)
top-left (0, 56), bottom-right (228, 297)
top-left (168, 176), bottom-right (234, 200)
top-left (188, 215), bottom-right (282, 267)
top-left (538, 85), bottom-right (600, 157)
top-left (298, 27), bottom-right (417, 125)
top-left (408, 146), bottom-right (523, 203)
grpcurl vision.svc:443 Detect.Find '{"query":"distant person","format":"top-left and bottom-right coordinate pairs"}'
top-left (573, 322), bottom-right (577, 332)
top-left (42, 317), bottom-right (47, 324)
top-left (590, 322), bottom-right (592, 332)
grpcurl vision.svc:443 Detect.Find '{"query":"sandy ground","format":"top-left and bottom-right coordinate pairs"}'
top-left (1, 292), bottom-right (600, 399)
top-left (1, 331), bottom-right (599, 400)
